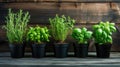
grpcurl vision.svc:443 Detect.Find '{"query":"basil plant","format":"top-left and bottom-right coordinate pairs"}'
top-left (93, 21), bottom-right (116, 45)
top-left (72, 27), bottom-right (92, 44)
top-left (27, 26), bottom-right (50, 44)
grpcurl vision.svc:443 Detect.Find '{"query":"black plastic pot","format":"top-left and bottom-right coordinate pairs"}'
top-left (54, 43), bottom-right (69, 58)
top-left (31, 44), bottom-right (46, 58)
top-left (95, 43), bottom-right (111, 58)
top-left (74, 43), bottom-right (89, 58)
top-left (9, 44), bottom-right (25, 58)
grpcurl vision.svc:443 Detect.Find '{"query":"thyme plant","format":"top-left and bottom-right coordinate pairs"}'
top-left (49, 15), bottom-right (75, 43)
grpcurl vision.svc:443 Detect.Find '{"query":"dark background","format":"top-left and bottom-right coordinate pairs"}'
top-left (0, 0), bottom-right (120, 52)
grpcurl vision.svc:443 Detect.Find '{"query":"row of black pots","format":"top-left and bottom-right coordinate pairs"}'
top-left (9, 43), bottom-right (68, 58)
top-left (9, 43), bottom-right (111, 58)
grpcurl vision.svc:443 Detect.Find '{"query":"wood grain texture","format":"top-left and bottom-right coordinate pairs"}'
top-left (0, 3), bottom-right (120, 24)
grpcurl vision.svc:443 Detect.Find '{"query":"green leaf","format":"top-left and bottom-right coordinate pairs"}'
top-left (73, 28), bottom-right (81, 33)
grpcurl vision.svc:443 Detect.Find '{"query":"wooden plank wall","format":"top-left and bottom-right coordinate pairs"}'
top-left (0, 0), bottom-right (120, 52)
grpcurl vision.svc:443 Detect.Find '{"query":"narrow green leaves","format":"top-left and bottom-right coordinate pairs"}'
top-left (3, 8), bottom-right (30, 44)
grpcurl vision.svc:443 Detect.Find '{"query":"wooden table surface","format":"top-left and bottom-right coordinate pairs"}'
top-left (0, 52), bottom-right (119, 67)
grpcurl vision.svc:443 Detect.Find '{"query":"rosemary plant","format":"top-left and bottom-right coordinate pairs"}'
top-left (3, 9), bottom-right (30, 44)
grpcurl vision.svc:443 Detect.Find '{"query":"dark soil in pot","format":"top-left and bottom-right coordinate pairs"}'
top-left (54, 43), bottom-right (69, 58)
top-left (74, 43), bottom-right (89, 58)
top-left (9, 44), bottom-right (25, 58)
top-left (31, 44), bottom-right (46, 58)
top-left (95, 43), bottom-right (111, 58)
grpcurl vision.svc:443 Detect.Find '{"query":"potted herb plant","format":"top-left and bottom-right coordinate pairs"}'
top-left (3, 9), bottom-right (30, 58)
top-left (49, 15), bottom-right (75, 58)
top-left (93, 21), bottom-right (116, 58)
top-left (27, 26), bottom-right (50, 58)
top-left (72, 27), bottom-right (92, 57)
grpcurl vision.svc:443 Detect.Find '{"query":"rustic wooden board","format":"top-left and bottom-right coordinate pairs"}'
top-left (0, 3), bottom-right (120, 24)
top-left (0, 52), bottom-right (120, 66)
